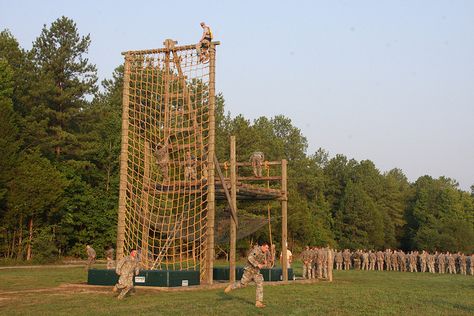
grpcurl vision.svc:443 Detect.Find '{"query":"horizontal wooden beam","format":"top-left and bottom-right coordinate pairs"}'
top-left (122, 41), bottom-right (221, 55)
top-left (218, 161), bottom-right (282, 167)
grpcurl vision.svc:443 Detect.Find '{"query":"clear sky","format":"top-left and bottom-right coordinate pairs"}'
top-left (1, 0), bottom-right (473, 190)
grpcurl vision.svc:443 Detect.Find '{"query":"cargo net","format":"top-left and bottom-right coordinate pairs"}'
top-left (122, 45), bottom-right (211, 277)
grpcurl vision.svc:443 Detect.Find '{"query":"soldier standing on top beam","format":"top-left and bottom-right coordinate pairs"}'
top-left (196, 22), bottom-right (213, 63)
top-left (250, 152), bottom-right (265, 178)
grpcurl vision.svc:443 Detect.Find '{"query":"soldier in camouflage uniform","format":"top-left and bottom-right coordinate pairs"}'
top-left (385, 249), bottom-right (392, 271)
top-left (361, 251), bottom-right (369, 271)
top-left (343, 249), bottom-right (352, 270)
top-left (86, 245), bottom-right (96, 270)
top-left (459, 253), bottom-right (467, 275)
top-left (428, 253), bottom-right (435, 273)
top-left (469, 254), bottom-right (474, 276)
top-left (311, 247), bottom-right (318, 279)
top-left (398, 251), bottom-right (406, 272)
top-left (113, 249), bottom-right (140, 300)
top-left (320, 248), bottom-right (328, 279)
top-left (447, 252), bottom-right (456, 274)
top-left (408, 251), bottom-right (415, 272)
top-left (368, 251), bottom-right (376, 271)
top-left (391, 251), bottom-right (399, 271)
top-left (437, 252), bottom-right (445, 274)
top-left (225, 242), bottom-right (270, 308)
top-left (376, 251), bottom-right (384, 271)
top-left (301, 246), bottom-right (313, 278)
top-left (334, 250), bottom-right (343, 271)
top-left (353, 250), bottom-right (361, 270)
top-left (105, 247), bottom-right (115, 270)
top-left (419, 250), bottom-right (427, 273)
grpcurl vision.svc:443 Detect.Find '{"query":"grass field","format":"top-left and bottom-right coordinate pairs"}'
top-left (0, 264), bottom-right (473, 315)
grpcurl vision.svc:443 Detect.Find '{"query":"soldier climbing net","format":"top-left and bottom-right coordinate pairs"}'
top-left (117, 41), bottom-right (216, 280)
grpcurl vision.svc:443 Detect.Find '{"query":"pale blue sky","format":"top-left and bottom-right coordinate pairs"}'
top-left (1, 0), bottom-right (473, 190)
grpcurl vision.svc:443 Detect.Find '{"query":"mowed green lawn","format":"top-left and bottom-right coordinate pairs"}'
top-left (0, 265), bottom-right (473, 315)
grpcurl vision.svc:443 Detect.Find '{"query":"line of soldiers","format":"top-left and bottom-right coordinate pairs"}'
top-left (300, 246), bottom-right (334, 280)
top-left (85, 245), bottom-right (115, 270)
top-left (333, 249), bottom-right (474, 275)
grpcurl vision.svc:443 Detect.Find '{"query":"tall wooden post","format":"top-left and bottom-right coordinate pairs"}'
top-left (281, 159), bottom-right (288, 281)
top-left (117, 54), bottom-right (131, 260)
top-left (205, 43), bottom-right (217, 284)
top-left (229, 136), bottom-right (237, 283)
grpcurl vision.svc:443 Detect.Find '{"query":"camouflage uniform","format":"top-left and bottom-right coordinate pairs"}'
top-left (86, 245), bottom-right (96, 269)
top-left (301, 247), bottom-right (313, 278)
top-left (427, 253), bottom-right (435, 273)
top-left (376, 251), bottom-right (384, 271)
top-left (320, 248), bottom-right (328, 279)
top-left (361, 252), bottom-right (369, 271)
top-left (343, 249), bottom-right (352, 270)
top-left (311, 248), bottom-right (318, 279)
top-left (334, 251), bottom-right (343, 271)
top-left (447, 253), bottom-right (456, 274)
top-left (226, 245), bottom-right (266, 304)
top-left (419, 251), bottom-right (427, 273)
top-left (398, 251), bottom-right (406, 272)
top-left (105, 248), bottom-right (115, 270)
top-left (391, 251), bottom-right (399, 271)
top-left (114, 254), bottom-right (140, 299)
top-left (469, 254), bottom-right (474, 276)
top-left (369, 251), bottom-right (376, 271)
top-left (410, 252), bottom-right (418, 272)
top-left (385, 250), bottom-right (392, 271)
top-left (437, 253), bottom-right (445, 274)
top-left (353, 251), bottom-right (361, 270)
top-left (459, 254), bottom-right (467, 275)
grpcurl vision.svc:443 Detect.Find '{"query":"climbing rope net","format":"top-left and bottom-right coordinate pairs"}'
top-left (120, 42), bottom-right (213, 277)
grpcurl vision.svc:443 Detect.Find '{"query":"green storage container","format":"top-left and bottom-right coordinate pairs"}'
top-left (88, 269), bottom-right (118, 286)
top-left (87, 269), bottom-right (200, 287)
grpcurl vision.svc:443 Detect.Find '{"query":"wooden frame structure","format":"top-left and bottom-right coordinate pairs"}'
top-left (116, 40), bottom-right (289, 285)
top-left (214, 136), bottom-right (289, 283)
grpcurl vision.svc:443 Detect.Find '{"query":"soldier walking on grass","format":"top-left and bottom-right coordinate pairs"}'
top-left (113, 249), bottom-right (140, 300)
top-left (105, 247), bottom-right (115, 270)
top-left (86, 245), bottom-right (96, 269)
top-left (225, 242), bottom-right (270, 308)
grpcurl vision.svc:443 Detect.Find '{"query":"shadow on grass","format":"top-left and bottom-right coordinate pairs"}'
top-left (216, 291), bottom-right (255, 306)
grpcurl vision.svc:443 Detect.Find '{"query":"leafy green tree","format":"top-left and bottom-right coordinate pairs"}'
top-left (6, 150), bottom-right (67, 259)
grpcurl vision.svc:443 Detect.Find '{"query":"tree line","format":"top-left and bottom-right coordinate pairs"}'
top-left (0, 17), bottom-right (472, 262)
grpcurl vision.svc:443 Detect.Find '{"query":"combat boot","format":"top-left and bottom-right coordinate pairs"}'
top-left (224, 284), bottom-right (233, 294)
top-left (255, 301), bottom-right (266, 308)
